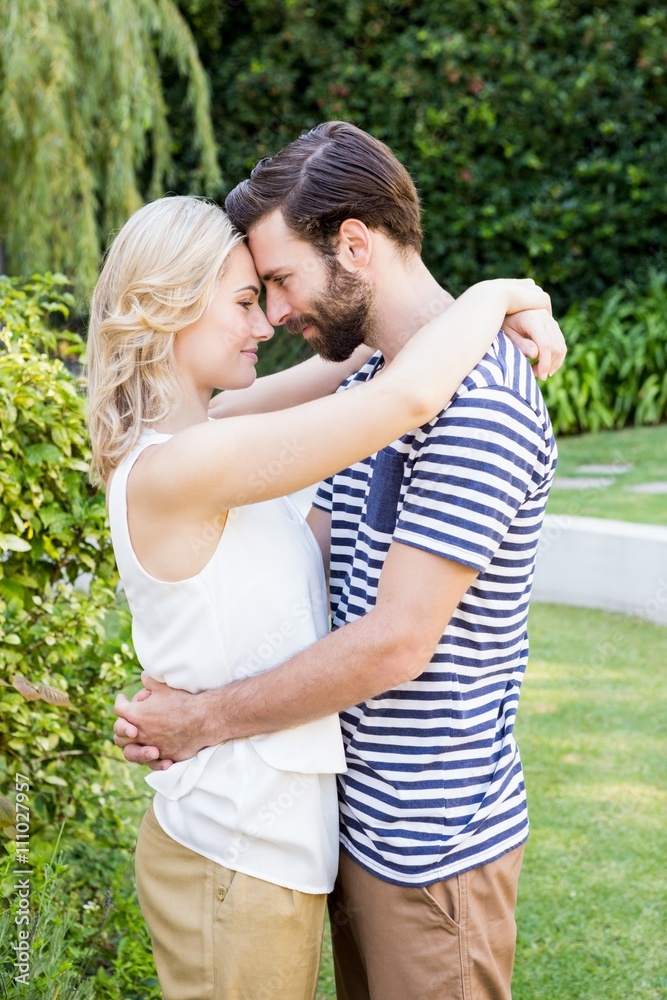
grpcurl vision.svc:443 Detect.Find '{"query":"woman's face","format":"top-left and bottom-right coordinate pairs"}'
top-left (174, 244), bottom-right (274, 393)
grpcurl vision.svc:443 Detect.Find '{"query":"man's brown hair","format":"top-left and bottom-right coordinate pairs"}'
top-left (224, 121), bottom-right (422, 255)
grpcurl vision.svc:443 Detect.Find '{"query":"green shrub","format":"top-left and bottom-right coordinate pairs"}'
top-left (0, 853), bottom-right (99, 999)
top-left (0, 844), bottom-right (160, 999)
top-left (0, 273), bottom-right (140, 839)
top-left (542, 269), bottom-right (667, 435)
top-left (0, 274), bottom-right (155, 990)
top-left (170, 0), bottom-right (667, 315)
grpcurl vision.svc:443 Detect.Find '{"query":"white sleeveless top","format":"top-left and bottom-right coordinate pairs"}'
top-left (108, 430), bottom-right (346, 893)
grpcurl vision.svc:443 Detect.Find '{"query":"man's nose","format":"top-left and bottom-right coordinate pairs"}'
top-left (265, 287), bottom-right (291, 328)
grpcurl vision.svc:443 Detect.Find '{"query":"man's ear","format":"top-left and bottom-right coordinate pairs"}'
top-left (336, 218), bottom-right (373, 270)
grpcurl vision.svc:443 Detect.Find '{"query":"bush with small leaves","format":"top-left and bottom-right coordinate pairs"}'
top-left (0, 273), bottom-right (140, 845)
top-left (0, 273), bottom-right (155, 993)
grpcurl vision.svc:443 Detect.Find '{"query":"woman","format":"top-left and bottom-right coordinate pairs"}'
top-left (86, 195), bottom-right (552, 1000)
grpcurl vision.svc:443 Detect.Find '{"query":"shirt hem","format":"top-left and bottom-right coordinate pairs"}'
top-left (338, 828), bottom-right (529, 888)
top-left (151, 796), bottom-right (334, 896)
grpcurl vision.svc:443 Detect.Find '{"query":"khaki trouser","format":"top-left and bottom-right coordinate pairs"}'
top-left (328, 844), bottom-right (525, 1000)
top-left (134, 802), bottom-right (326, 1000)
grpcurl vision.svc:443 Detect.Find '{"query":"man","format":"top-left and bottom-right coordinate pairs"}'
top-left (115, 122), bottom-right (562, 999)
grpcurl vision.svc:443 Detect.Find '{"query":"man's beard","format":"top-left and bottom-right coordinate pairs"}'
top-left (284, 256), bottom-right (379, 363)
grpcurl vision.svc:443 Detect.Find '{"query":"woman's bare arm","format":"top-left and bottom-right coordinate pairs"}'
top-left (208, 345), bottom-right (374, 418)
top-left (136, 279), bottom-right (551, 521)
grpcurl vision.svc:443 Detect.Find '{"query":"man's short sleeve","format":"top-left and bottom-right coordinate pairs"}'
top-left (394, 387), bottom-right (549, 574)
top-left (313, 476), bottom-right (334, 513)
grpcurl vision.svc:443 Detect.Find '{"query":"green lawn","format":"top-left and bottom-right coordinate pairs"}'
top-left (318, 603), bottom-right (667, 999)
top-left (547, 423), bottom-right (667, 526)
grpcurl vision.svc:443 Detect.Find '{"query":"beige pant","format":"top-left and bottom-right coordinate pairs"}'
top-left (134, 802), bottom-right (326, 1000)
top-left (329, 844), bottom-right (525, 1000)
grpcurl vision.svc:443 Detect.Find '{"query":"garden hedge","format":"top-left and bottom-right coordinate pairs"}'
top-left (169, 0), bottom-right (666, 315)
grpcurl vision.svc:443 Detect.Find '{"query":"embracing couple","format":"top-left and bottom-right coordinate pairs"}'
top-left (87, 121), bottom-right (564, 1000)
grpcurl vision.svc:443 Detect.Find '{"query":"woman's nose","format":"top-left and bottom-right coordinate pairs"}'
top-left (253, 308), bottom-right (275, 342)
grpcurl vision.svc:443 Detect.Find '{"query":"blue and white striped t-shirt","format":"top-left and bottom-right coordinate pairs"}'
top-left (313, 332), bottom-right (557, 886)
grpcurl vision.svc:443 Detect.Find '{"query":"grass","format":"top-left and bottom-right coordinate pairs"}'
top-left (547, 423), bottom-right (667, 526)
top-left (317, 603), bottom-right (667, 1000)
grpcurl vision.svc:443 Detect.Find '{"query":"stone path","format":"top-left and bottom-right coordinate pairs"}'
top-left (552, 477), bottom-right (615, 490)
top-left (575, 464), bottom-right (633, 475)
top-left (625, 482), bottom-right (667, 494)
top-left (552, 463), bottom-right (667, 495)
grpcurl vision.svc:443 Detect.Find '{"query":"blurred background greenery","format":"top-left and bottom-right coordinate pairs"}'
top-left (1, 0), bottom-right (666, 374)
top-left (1, 1), bottom-right (666, 996)
top-left (2, 1), bottom-right (666, 309)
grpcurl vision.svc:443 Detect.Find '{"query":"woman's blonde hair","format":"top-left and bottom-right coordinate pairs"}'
top-left (86, 196), bottom-right (242, 486)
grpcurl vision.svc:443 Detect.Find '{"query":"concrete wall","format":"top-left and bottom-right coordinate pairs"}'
top-left (293, 488), bottom-right (667, 627)
top-left (533, 514), bottom-right (667, 626)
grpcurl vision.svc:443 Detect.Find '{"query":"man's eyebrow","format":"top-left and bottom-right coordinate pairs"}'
top-left (234, 284), bottom-right (260, 294)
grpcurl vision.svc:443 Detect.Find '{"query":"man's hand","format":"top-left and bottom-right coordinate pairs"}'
top-left (113, 673), bottom-right (214, 767)
top-left (503, 308), bottom-right (566, 379)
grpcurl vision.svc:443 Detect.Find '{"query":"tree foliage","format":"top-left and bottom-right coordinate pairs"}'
top-left (171, 0), bottom-right (667, 314)
top-left (2, 2), bottom-right (664, 313)
top-left (0, 0), bottom-right (222, 295)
